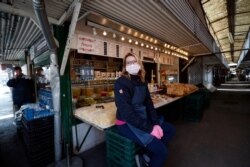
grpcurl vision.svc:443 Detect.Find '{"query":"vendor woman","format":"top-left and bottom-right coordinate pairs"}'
top-left (114, 52), bottom-right (176, 167)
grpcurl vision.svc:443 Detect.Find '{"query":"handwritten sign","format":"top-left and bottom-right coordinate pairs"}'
top-left (77, 34), bottom-right (96, 54)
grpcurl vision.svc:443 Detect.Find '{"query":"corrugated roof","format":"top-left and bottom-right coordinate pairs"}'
top-left (81, 0), bottom-right (212, 55)
top-left (1, 0), bottom-right (249, 67)
top-left (1, 0), bottom-right (214, 62)
top-left (0, 11), bottom-right (42, 61)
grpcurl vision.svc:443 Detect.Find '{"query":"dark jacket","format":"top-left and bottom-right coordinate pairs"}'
top-left (114, 75), bottom-right (159, 133)
top-left (7, 74), bottom-right (34, 107)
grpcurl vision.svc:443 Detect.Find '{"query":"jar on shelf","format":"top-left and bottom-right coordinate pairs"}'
top-left (94, 85), bottom-right (104, 95)
top-left (85, 86), bottom-right (94, 97)
top-left (81, 87), bottom-right (86, 96)
top-left (72, 87), bottom-right (81, 98)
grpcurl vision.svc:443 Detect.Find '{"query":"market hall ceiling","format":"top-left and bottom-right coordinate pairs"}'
top-left (201, 0), bottom-right (250, 64)
top-left (0, 0), bottom-right (249, 67)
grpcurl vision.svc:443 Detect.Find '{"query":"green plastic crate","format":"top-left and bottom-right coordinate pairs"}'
top-left (105, 126), bottom-right (142, 167)
top-left (183, 94), bottom-right (204, 121)
top-left (202, 88), bottom-right (211, 107)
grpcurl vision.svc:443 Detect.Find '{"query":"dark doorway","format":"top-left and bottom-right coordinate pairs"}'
top-left (143, 62), bottom-right (157, 83)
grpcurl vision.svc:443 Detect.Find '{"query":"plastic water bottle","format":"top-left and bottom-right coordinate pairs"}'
top-left (80, 66), bottom-right (85, 81)
top-left (85, 61), bottom-right (90, 81)
top-left (90, 62), bottom-right (94, 80)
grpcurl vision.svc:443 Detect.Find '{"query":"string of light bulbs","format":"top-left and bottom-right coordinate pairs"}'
top-left (88, 21), bottom-right (189, 60)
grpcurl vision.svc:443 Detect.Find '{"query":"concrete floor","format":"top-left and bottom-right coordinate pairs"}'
top-left (165, 90), bottom-right (250, 167)
top-left (0, 87), bottom-right (250, 167)
top-left (0, 85), bottom-right (13, 117)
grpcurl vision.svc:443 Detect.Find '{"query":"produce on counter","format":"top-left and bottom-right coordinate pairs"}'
top-left (76, 96), bottom-right (96, 107)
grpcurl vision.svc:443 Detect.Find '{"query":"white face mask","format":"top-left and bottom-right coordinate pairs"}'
top-left (126, 63), bottom-right (141, 75)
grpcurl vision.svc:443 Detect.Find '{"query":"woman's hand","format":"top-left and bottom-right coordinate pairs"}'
top-left (150, 125), bottom-right (163, 139)
top-left (155, 125), bottom-right (163, 137)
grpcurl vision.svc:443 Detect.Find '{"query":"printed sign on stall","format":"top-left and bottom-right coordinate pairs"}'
top-left (77, 34), bottom-right (107, 56)
top-left (77, 34), bottom-right (96, 54)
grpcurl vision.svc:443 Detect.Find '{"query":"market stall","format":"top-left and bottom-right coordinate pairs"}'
top-left (67, 16), bottom-right (195, 153)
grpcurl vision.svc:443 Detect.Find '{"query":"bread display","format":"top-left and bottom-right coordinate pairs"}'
top-left (165, 83), bottom-right (198, 97)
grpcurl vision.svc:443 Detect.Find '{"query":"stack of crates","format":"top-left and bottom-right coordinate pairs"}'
top-left (183, 93), bottom-right (204, 121)
top-left (22, 113), bottom-right (54, 167)
top-left (105, 126), bottom-right (142, 167)
top-left (38, 89), bottom-right (53, 110)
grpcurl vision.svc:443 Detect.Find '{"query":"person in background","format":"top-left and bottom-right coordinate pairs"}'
top-left (114, 52), bottom-right (176, 167)
top-left (36, 67), bottom-right (49, 91)
top-left (7, 66), bottom-right (35, 111)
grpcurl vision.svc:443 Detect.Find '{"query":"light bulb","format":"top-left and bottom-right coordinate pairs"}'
top-left (121, 37), bottom-right (125, 41)
top-left (103, 31), bottom-right (107, 36)
top-left (128, 29), bottom-right (132, 34)
top-left (135, 41), bottom-right (138, 45)
top-left (129, 39), bottom-right (132, 43)
top-left (134, 32), bottom-right (138, 37)
top-left (141, 43), bottom-right (144, 47)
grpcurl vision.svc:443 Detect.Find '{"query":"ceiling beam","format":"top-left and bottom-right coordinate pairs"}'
top-left (210, 15), bottom-right (228, 24)
top-left (58, 0), bottom-right (79, 25)
top-left (227, 0), bottom-right (235, 62)
top-left (209, 48), bottom-right (250, 56)
top-left (60, 0), bottom-right (82, 75)
top-left (234, 23), bottom-right (250, 26)
top-left (193, 48), bottom-right (250, 56)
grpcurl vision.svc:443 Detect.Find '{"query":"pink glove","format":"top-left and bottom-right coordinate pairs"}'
top-left (150, 125), bottom-right (163, 139)
top-left (155, 125), bottom-right (163, 137)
